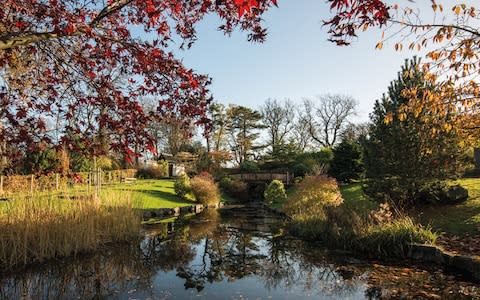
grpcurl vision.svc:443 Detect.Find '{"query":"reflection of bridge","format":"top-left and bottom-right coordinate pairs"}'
top-left (229, 172), bottom-right (292, 185)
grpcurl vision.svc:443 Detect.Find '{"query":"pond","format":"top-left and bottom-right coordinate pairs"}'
top-left (0, 205), bottom-right (479, 299)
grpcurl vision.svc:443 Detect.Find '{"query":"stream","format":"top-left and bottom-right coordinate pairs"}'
top-left (0, 205), bottom-right (479, 299)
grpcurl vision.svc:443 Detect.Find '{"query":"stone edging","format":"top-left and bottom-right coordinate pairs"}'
top-left (408, 243), bottom-right (480, 282)
top-left (142, 202), bottom-right (224, 219)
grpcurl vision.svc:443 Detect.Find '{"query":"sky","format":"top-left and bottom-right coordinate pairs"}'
top-left (172, 0), bottom-right (426, 123)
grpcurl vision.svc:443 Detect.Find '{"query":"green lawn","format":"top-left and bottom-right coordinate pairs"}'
top-left (339, 182), bottom-right (378, 215)
top-left (415, 178), bottom-right (480, 235)
top-left (339, 178), bottom-right (480, 236)
top-left (0, 179), bottom-right (196, 213)
top-left (108, 179), bottom-right (195, 209)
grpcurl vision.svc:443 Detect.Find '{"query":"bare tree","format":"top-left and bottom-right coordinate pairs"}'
top-left (290, 109), bottom-right (312, 152)
top-left (141, 98), bottom-right (194, 156)
top-left (301, 94), bottom-right (357, 148)
top-left (260, 98), bottom-right (295, 154)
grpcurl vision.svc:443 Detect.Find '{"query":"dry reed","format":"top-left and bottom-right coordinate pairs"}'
top-left (0, 189), bottom-right (140, 270)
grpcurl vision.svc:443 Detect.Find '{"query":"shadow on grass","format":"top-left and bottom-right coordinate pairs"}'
top-left (415, 202), bottom-right (480, 236)
top-left (339, 183), bottom-right (377, 216)
top-left (133, 189), bottom-right (194, 209)
top-left (138, 189), bottom-right (184, 202)
top-left (409, 179), bottom-right (480, 236)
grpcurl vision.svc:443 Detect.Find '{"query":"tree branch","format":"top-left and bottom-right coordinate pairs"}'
top-left (0, 0), bottom-right (135, 50)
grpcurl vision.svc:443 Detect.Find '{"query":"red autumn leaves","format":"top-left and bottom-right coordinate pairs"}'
top-left (234, 0), bottom-right (278, 17)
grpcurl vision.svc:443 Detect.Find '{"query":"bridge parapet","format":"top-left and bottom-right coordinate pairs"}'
top-left (229, 172), bottom-right (291, 185)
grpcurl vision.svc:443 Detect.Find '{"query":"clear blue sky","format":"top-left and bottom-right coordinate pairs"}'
top-left (173, 0), bottom-right (423, 123)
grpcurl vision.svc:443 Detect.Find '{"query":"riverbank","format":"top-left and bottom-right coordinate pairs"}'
top-left (267, 177), bottom-right (480, 281)
top-left (1, 204), bottom-right (479, 299)
top-left (0, 179), bottom-right (204, 271)
top-left (340, 178), bottom-right (480, 258)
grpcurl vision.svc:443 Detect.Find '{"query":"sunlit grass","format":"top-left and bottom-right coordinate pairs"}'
top-left (109, 179), bottom-right (195, 209)
top-left (0, 189), bottom-right (140, 270)
top-left (339, 178), bottom-right (480, 236)
top-left (416, 178), bottom-right (480, 235)
top-left (339, 182), bottom-right (378, 215)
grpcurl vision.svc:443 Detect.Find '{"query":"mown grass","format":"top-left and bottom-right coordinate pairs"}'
top-left (339, 182), bottom-right (378, 215)
top-left (339, 178), bottom-right (480, 236)
top-left (414, 178), bottom-right (480, 235)
top-left (0, 179), bottom-right (195, 213)
top-left (109, 179), bottom-right (195, 209)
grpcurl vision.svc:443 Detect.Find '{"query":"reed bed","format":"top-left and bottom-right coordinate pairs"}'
top-left (0, 189), bottom-right (140, 271)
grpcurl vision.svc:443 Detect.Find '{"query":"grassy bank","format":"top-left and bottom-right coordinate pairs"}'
top-left (112, 179), bottom-right (195, 209)
top-left (274, 177), bottom-right (437, 257)
top-left (339, 179), bottom-right (480, 236)
top-left (413, 178), bottom-right (480, 235)
top-left (0, 178), bottom-right (200, 270)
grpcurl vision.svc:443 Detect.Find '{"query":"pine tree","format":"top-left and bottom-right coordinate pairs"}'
top-left (364, 57), bottom-right (465, 205)
top-left (329, 140), bottom-right (363, 183)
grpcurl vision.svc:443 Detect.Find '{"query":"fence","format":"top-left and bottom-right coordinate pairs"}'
top-left (230, 172), bottom-right (292, 185)
top-left (0, 169), bottom-right (137, 196)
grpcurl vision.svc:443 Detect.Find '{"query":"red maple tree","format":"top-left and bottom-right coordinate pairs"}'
top-left (0, 0), bottom-right (277, 172)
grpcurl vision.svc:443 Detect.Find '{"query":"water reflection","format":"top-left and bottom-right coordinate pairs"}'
top-left (0, 207), bottom-right (479, 299)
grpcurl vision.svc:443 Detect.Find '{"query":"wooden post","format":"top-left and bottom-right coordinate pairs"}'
top-left (30, 174), bottom-right (34, 194)
top-left (93, 156), bottom-right (98, 201)
top-left (98, 168), bottom-right (102, 194)
top-left (0, 175), bottom-right (3, 195)
top-left (87, 172), bottom-right (90, 193)
top-left (56, 173), bottom-right (59, 190)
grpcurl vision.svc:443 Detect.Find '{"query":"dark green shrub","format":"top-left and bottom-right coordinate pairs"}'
top-left (363, 178), bottom-right (433, 207)
top-left (264, 180), bottom-right (287, 205)
top-left (291, 163), bottom-right (309, 177)
top-left (219, 176), bottom-right (249, 201)
top-left (252, 183), bottom-right (267, 200)
top-left (190, 175), bottom-right (220, 207)
top-left (174, 174), bottom-right (191, 200)
top-left (328, 140), bottom-right (363, 182)
top-left (365, 179), bottom-right (469, 206)
top-left (416, 181), bottom-right (450, 204)
top-left (239, 160), bottom-right (259, 173)
top-left (291, 149), bottom-right (333, 176)
top-left (417, 182), bottom-right (468, 204)
top-left (219, 176), bottom-right (233, 191)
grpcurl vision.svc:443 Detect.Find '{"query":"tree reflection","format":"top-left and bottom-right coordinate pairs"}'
top-left (0, 206), bottom-right (429, 299)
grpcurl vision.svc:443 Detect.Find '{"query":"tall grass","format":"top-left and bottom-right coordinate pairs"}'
top-left (284, 176), bottom-right (437, 257)
top-left (353, 217), bottom-right (437, 257)
top-left (0, 189), bottom-right (140, 270)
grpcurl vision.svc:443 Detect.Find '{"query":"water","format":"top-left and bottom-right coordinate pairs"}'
top-left (0, 205), bottom-right (479, 299)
